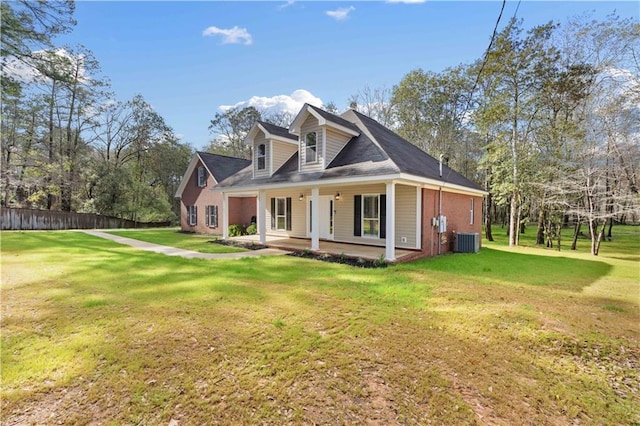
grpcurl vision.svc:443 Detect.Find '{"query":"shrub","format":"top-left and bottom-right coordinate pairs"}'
top-left (228, 224), bottom-right (246, 237)
top-left (246, 223), bottom-right (257, 235)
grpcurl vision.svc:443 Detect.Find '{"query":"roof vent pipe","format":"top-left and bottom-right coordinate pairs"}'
top-left (439, 154), bottom-right (444, 178)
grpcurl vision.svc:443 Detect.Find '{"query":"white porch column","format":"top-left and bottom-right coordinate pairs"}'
top-left (311, 187), bottom-right (320, 251)
top-left (385, 181), bottom-right (396, 261)
top-left (222, 193), bottom-right (229, 239)
top-left (257, 190), bottom-right (267, 244)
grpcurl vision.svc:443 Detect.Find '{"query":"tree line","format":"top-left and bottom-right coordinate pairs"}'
top-left (1, 1), bottom-right (191, 223)
top-left (3, 3), bottom-right (638, 254)
top-left (207, 13), bottom-right (639, 256)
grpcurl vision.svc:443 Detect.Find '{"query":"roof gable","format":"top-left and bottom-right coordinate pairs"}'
top-left (289, 103), bottom-right (360, 137)
top-left (245, 121), bottom-right (297, 145)
top-left (345, 110), bottom-right (483, 190)
top-left (174, 151), bottom-right (250, 198)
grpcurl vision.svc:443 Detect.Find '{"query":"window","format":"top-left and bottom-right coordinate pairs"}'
top-left (270, 197), bottom-right (292, 231)
top-left (206, 205), bottom-right (218, 228)
top-left (362, 195), bottom-right (380, 237)
top-left (257, 143), bottom-right (266, 170)
top-left (305, 132), bottom-right (317, 163)
top-left (470, 198), bottom-right (475, 225)
top-left (197, 166), bottom-right (206, 187)
top-left (187, 205), bottom-right (197, 226)
top-left (354, 194), bottom-right (386, 238)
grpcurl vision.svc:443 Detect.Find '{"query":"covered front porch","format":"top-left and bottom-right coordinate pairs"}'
top-left (230, 235), bottom-right (418, 262)
top-left (221, 180), bottom-right (423, 262)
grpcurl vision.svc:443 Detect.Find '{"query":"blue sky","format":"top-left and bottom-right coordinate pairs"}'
top-left (56, 1), bottom-right (639, 150)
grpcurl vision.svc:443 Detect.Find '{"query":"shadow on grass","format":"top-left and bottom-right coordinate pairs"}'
top-left (399, 248), bottom-right (612, 292)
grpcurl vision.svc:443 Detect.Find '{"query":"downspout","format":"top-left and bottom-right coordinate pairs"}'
top-left (438, 154), bottom-right (443, 255)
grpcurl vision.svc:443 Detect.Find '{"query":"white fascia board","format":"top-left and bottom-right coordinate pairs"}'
top-left (243, 123), bottom-right (261, 145)
top-left (289, 105), bottom-right (315, 135)
top-left (209, 173), bottom-right (406, 193)
top-left (323, 122), bottom-right (359, 137)
top-left (174, 153), bottom-right (218, 198)
top-left (257, 123), bottom-right (297, 145)
top-left (211, 172), bottom-right (487, 197)
top-left (396, 173), bottom-right (488, 196)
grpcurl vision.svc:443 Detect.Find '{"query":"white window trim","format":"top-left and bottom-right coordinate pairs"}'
top-left (197, 166), bottom-right (206, 187)
top-left (188, 205), bottom-right (197, 226)
top-left (275, 197), bottom-right (287, 231)
top-left (206, 205), bottom-right (218, 228)
top-left (305, 131), bottom-right (318, 164)
top-left (257, 143), bottom-right (266, 171)
top-left (470, 198), bottom-right (475, 225)
top-left (361, 193), bottom-right (380, 238)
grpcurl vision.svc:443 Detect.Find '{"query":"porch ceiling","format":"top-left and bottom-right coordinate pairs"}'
top-left (230, 235), bottom-right (417, 262)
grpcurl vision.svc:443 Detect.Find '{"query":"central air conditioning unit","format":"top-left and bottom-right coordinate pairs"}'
top-left (454, 232), bottom-right (480, 253)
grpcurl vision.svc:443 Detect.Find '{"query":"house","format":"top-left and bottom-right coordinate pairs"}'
top-left (206, 104), bottom-right (486, 261)
top-left (175, 151), bottom-right (253, 234)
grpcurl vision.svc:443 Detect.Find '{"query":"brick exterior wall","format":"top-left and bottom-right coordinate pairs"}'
top-left (228, 197), bottom-right (256, 227)
top-left (179, 159), bottom-right (222, 234)
top-left (179, 159), bottom-right (257, 234)
top-left (421, 188), bottom-right (483, 256)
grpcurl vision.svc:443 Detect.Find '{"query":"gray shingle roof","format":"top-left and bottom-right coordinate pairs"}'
top-left (258, 121), bottom-right (297, 141)
top-left (348, 110), bottom-right (483, 190)
top-left (197, 151), bottom-right (251, 183)
top-left (213, 106), bottom-right (482, 192)
top-left (306, 104), bottom-right (360, 134)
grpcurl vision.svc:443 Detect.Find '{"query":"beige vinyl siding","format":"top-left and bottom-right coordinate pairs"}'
top-left (395, 184), bottom-right (417, 248)
top-left (324, 128), bottom-right (352, 166)
top-left (332, 184), bottom-right (386, 247)
top-left (271, 140), bottom-right (297, 175)
top-left (300, 115), bottom-right (324, 172)
top-left (265, 190), bottom-right (306, 238)
top-left (253, 131), bottom-right (270, 179)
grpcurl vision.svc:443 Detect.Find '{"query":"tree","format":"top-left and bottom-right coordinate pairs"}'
top-left (348, 85), bottom-right (396, 128)
top-left (392, 65), bottom-right (484, 179)
top-left (476, 19), bottom-right (559, 246)
top-left (208, 106), bottom-right (261, 159)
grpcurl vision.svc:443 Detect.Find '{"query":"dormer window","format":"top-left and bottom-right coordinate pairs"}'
top-left (305, 132), bottom-right (317, 163)
top-left (197, 166), bottom-right (206, 187)
top-left (257, 143), bottom-right (266, 170)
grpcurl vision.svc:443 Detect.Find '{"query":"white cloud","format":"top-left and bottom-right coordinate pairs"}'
top-left (326, 6), bottom-right (355, 21)
top-left (386, 0), bottom-right (426, 3)
top-left (219, 89), bottom-right (323, 117)
top-left (278, 0), bottom-right (295, 10)
top-left (2, 48), bottom-right (89, 84)
top-left (202, 26), bottom-right (253, 45)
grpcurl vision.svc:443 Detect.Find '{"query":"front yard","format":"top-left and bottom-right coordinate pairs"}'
top-left (1, 227), bottom-right (638, 424)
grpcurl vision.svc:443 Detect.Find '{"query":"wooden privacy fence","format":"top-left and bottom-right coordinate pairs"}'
top-left (1, 208), bottom-right (171, 231)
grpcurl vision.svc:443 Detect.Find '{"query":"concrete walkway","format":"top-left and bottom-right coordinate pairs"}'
top-left (82, 230), bottom-right (289, 260)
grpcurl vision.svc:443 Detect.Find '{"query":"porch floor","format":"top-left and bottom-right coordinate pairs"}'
top-left (230, 235), bottom-right (418, 262)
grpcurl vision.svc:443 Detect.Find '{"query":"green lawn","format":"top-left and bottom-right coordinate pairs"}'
top-left (108, 229), bottom-right (247, 254)
top-left (2, 227), bottom-right (638, 424)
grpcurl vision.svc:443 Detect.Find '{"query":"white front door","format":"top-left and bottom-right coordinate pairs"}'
top-left (308, 195), bottom-right (334, 240)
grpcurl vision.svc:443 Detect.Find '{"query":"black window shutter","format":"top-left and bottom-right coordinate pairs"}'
top-left (205, 206), bottom-right (209, 226)
top-left (270, 198), bottom-right (275, 229)
top-left (354, 195), bottom-right (361, 236)
top-left (380, 194), bottom-right (387, 239)
top-left (286, 197), bottom-right (292, 231)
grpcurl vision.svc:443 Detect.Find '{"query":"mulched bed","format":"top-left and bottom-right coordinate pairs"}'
top-left (207, 239), bottom-right (268, 251)
top-left (209, 238), bottom-right (387, 267)
top-left (287, 251), bottom-right (387, 268)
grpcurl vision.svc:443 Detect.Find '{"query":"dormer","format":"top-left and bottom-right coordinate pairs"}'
top-left (289, 104), bottom-right (360, 173)
top-left (245, 121), bottom-right (298, 179)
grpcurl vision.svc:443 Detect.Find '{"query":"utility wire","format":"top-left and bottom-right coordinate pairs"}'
top-left (446, 0), bottom-right (507, 182)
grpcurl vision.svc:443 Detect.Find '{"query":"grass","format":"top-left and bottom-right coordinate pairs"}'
top-left (1, 226), bottom-right (639, 424)
top-left (107, 229), bottom-right (247, 254)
